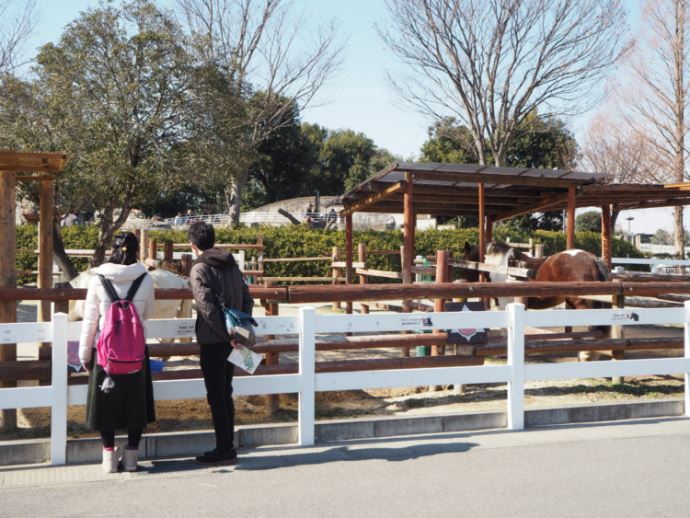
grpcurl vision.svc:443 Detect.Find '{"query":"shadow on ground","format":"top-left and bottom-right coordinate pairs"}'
top-left (235, 440), bottom-right (479, 471)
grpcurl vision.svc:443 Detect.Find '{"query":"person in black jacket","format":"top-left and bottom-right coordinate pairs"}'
top-left (188, 221), bottom-right (253, 465)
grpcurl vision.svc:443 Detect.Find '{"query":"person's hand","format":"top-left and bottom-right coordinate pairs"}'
top-left (81, 361), bottom-right (90, 372)
top-left (230, 339), bottom-right (243, 350)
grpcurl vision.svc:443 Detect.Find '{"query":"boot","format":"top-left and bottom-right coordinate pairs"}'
top-left (102, 447), bottom-right (119, 474)
top-left (122, 447), bottom-right (139, 472)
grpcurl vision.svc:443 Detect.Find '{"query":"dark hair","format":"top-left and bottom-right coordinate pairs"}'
top-left (109, 232), bottom-right (139, 265)
top-left (188, 220), bottom-right (215, 251)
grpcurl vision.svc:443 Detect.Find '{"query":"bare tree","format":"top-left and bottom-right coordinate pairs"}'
top-left (0, 0), bottom-right (36, 74)
top-left (380, 0), bottom-right (628, 166)
top-left (622, 0), bottom-right (690, 256)
top-left (581, 112), bottom-right (665, 230)
top-left (179, 0), bottom-right (342, 223)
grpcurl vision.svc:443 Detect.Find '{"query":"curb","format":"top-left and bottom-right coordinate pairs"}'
top-left (0, 399), bottom-right (684, 466)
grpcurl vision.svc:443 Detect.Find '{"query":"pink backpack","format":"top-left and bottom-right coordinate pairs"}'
top-left (96, 273), bottom-right (147, 375)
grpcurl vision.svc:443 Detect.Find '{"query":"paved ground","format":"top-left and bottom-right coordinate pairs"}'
top-left (2, 418), bottom-right (690, 517)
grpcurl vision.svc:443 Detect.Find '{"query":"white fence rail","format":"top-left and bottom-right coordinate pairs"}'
top-left (2, 303), bottom-right (690, 465)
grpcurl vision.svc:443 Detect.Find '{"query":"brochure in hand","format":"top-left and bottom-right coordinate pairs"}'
top-left (227, 346), bottom-right (264, 374)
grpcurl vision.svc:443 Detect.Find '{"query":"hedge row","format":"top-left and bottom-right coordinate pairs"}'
top-left (15, 224), bottom-right (646, 284)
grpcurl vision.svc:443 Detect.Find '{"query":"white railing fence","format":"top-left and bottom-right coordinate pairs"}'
top-left (2, 303), bottom-right (690, 465)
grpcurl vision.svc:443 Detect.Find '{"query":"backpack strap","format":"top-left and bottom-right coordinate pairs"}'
top-left (97, 274), bottom-right (121, 303)
top-left (125, 273), bottom-right (147, 302)
top-left (97, 273), bottom-right (147, 303)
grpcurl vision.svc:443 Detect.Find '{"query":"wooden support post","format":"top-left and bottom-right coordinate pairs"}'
top-left (486, 215), bottom-right (494, 244)
top-left (402, 178), bottom-right (415, 356)
top-left (567, 186), bottom-right (576, 249)
top-left (601, 204), bottom-right (612, 269)
top-left (38, 178), bottom-right (55, 324)
top-left (402, 179), bottom-right (415, 284)
top-left (478, 182), bottom-right (486, 263)
top-left (163, 240), bottom-right (174, 263)
top-left (38, 178), bottom-right (55, 363)
top-left (140, 229), bottom-right (149, 261)
top-left (358, 243), bottom-right (369, 314)
top-left (345, 214), bottom-right (353, 314)
top-left (0, 171), bottom-right (17, 430)
top-left (148, 238), bottom-right (157, 263)
top-left (331, 246), bottom-right (341, 310)
top-left (433, 250), bottom-right (449, 356)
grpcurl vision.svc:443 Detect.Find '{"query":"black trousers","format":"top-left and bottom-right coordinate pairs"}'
top-left (199, 343), bottom-right (235, 452)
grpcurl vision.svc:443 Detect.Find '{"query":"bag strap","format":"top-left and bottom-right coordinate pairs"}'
top-left (98, 274), bottom-right (121, 303)
top-left (125, 273), bottom-right (147, 302)
top-left (98, 273), bottom-right (146, 303)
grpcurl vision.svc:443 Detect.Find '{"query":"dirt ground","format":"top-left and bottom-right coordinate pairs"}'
top-left (2, 303), bottom-right (686, 441)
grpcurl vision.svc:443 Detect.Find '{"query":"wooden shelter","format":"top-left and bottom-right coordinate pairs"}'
top-left (340, 161), bottom-right (690, 291)
top-left (0, 151), bottom-right (68, 429)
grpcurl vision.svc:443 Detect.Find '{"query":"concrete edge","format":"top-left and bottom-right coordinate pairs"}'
top-left (0, 399), bottom-right (684, 466)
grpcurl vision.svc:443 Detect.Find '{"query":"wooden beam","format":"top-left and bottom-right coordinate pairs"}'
top-left (493, 192), bottom-right (570, 221)
top-left (567, 186), bottom-right (576, 249)
top-left (0, 152), bottom-right (67, 172)
top-left (341, 181), bottom-right (405, 216)
top-left (409, 170), bottom-right (587, 189)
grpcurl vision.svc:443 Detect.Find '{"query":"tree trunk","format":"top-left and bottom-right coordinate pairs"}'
top-left (227, 171), bottom-right (249, 226)
top-left (673, 2), bottom-right (686, 258)
top-left (674, 206), bottom-right (685, 258)
top-left (53, 220), bottom-right (79, 281)
top-left (92, 206), bottom-right (131, 267)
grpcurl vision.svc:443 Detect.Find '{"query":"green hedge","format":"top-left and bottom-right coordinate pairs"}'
top-left (14, 224), bottom-right (648, 284)
top-left (16, 225), bottom-right (100, 284)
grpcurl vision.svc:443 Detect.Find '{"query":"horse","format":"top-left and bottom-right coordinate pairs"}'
top-left (460, 241), bottom-right (610, 361)
top-left (69, 266), bottom-right (193, 323)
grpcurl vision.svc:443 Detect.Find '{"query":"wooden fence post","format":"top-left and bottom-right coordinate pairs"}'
top-left (432, 250), bottom-right (449, 356)
top-left (331, 246), bottom-right (341, 310)
top-left (610, 293), bottom-right (626, 384)
top-left (358, 243), bottom-right (369, 314)
top-left (263, 281), bottom-right (280, 415)
top-left (163, 240), bottom-right (174, 263)
top-left (180, 254), bottom-right (192, 277)
top-left (148, 238), bottom-right (157, 263)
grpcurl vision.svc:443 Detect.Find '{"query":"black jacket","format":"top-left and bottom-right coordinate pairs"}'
top-left (189, 248), bottom-right (253, 345)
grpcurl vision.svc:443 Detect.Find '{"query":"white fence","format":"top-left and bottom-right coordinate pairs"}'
top-left (2, 303), bottom-right (690, 465)
top-left (612, 257), bottom-right (690, 274)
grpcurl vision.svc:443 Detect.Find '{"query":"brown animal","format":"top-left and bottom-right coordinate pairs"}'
top-left (461, 242), bottom-right (610, 360)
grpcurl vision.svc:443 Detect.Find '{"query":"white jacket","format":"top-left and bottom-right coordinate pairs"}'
top-left (78, 262), bottom-right (155, 365)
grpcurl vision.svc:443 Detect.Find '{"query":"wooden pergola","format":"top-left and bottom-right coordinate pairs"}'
top-left (0, 151), bottom-right (68, 429)
top-left (340, 161), bottom-right (690, 290)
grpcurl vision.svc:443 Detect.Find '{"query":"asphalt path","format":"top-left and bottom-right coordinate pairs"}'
top-left (3, 417), bottom-right (690, 517)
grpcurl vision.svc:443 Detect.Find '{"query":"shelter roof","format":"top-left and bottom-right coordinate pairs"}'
top-left (0, 151), bottom-right (68, 176)
top-left (340, 162), bottom-right (690, 219)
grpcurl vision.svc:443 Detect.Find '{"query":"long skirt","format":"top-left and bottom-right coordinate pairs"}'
top-left (86, 347), bottom-right (156, 431)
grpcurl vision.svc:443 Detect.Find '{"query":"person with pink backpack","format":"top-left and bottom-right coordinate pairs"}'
top-left (78, 232), bottom-right (156, 474)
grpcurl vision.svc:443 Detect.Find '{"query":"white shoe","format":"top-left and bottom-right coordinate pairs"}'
top-left (122, 448), bottom-right (139, 472)
top-left (102, 447), bottom-right (119, 474)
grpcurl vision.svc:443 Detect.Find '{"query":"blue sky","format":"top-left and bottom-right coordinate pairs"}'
top-left (20, 1), bottom-right (679, 234)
